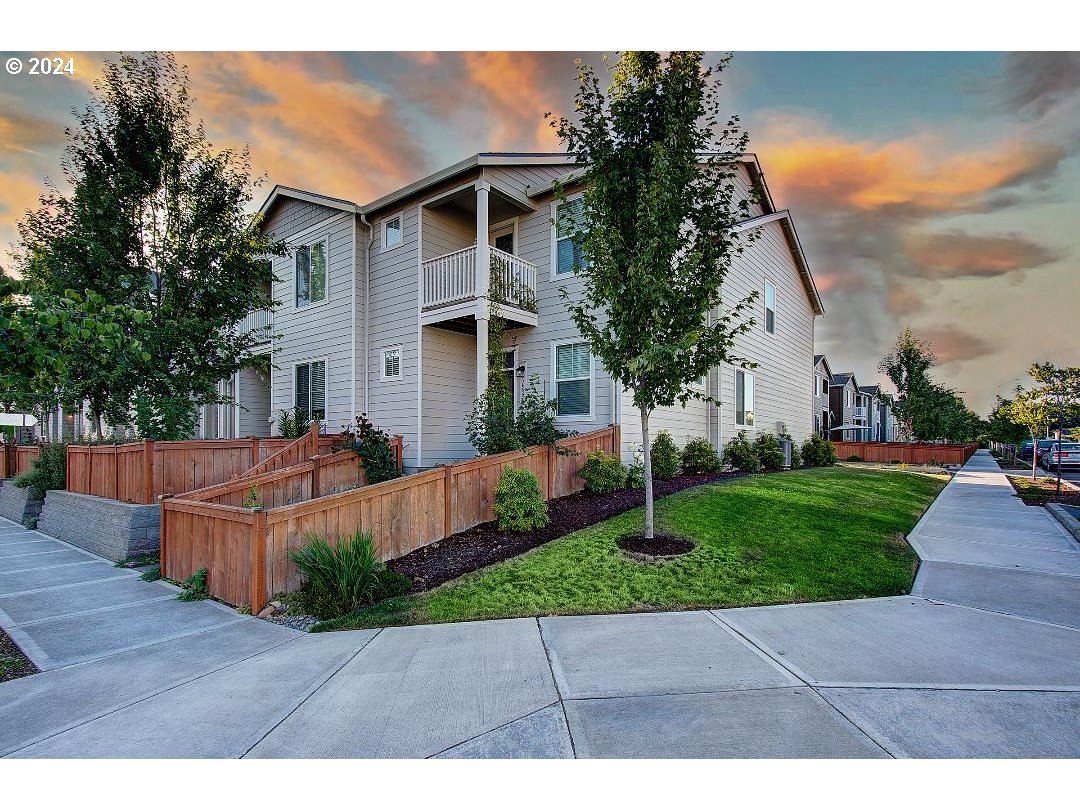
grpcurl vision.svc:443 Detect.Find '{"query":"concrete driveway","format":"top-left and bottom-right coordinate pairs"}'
top-left (1, 450), bottom-right (1078, 758)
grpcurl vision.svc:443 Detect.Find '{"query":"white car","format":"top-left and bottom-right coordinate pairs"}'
top-left (1040, 442), bottom-right (1080, 470)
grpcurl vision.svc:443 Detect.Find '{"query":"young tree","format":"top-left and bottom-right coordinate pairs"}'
top-left (878, 327), bottom-right (935, 441)
top-left (549, 52), bottom-right (757, 538)
top-left (1002, 387), bottom-right (1051, 481)
top-left (14, 52), bottom-right (284, 439)
top-left (1027, 362), bottom-right (1080, 493)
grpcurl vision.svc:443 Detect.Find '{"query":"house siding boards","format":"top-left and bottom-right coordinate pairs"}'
top-left (264, 199), bottom-right (357, 434)
top-left (238, 366), bottom-right (272, 437)
top-left (421, 327), bottom-right (477, 465)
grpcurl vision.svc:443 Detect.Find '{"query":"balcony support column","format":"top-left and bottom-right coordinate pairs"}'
top-left (475, 180), bottom-right (490, 300)
top-left (476, 315), bottom-right (489, 398)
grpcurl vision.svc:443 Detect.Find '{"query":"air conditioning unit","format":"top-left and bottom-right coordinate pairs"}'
top-left (778, 437), bottom-right (793, 469)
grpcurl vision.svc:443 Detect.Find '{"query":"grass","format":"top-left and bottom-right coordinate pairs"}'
top-left (314, 467), bottom-right (945, 631)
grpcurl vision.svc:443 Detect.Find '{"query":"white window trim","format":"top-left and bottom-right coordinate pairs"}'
top-left (382, 213), bottom-right (404, 251)
top-left (293, 235), bottom-right (330, 312)
top-left (490, 217), bottom-right (519, 255)
top-left (381, 345), bottom-right (403, 381)
top-left (764, 277), bottom-right (776, 336)
top-left (735, 369), bottom-right (755, 428)
top-left (291, 357), bottom-right (329, 422)
top-left (550, 193), bottom-right (585, 281)
top-left (551, 338), bottom-right (594, 421)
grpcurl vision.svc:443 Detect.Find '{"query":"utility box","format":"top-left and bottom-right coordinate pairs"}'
top-left (779, 438), bottom-right (793, 469)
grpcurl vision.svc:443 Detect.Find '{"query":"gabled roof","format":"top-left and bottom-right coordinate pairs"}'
top-left (814, 354), bottom-right (833, 378)
top-left (732, 210), bottom-right (823, 316)
top-left (858, 384), bottom-right (882, 396)
top-left (830, 372), bottom-right (857, 388)
top-left (258, 185), bottom-right (359, 218)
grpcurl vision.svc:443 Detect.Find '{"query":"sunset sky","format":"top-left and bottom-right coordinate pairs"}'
top-left (1, 51), bottom-right (1077, 414)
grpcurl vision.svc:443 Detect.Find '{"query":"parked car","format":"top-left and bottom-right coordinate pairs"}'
top-left (1020, 439), bottom-right (1057, 461)
top-left (1040, 442), bottom-right (1080, 470)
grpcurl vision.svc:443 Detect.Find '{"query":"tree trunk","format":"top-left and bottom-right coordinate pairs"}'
top-left (640, 406), bottom-right (654, 539)
top-left (1031, 430), bottom-right (1038, 481)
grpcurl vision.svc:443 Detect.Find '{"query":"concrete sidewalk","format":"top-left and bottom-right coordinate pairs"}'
top-left (2, 450), bottom-right (1078, 758)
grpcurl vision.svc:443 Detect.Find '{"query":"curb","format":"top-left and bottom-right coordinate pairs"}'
top-left (1046, 503), bottom-right (1080, 546)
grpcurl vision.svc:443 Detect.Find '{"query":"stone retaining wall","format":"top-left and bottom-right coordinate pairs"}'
top-left (0, 481), bottom-right (44, 526)
top-left (36, 490), bottom-right (160, 562)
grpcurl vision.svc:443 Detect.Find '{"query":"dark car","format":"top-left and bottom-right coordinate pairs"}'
top-left (1040, 442), bottom-right (1080, 470)
top-left (1020, 439), bottom-right (1057, 461)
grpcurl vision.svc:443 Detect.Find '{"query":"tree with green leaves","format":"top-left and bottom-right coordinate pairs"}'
top-left (878, 327), bottom-right (936, 441)
top-left (1026, 362), bottom-right (1080, 490)
top-left (548, 52), bottom-right (757, 538)
top-left (1002, 386), bottom-right (1052, 481)
top-left (13, 52), bottom-right (284, 439)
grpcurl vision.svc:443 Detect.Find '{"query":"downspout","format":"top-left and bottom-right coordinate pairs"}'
top-left (359, 212), bottom-right (375, 415)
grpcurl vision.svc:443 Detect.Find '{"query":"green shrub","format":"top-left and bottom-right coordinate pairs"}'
top-left (625, 462), bottom-right (646, 489)
top-left (681, 437), bottom-right (722, 474)
top-left (492, 466), bottom-right (549, 532)
top-left (723, 431), bottom-right (760, 472)
top-left (340, 413), bottom-right (401, 484)
top-left (139, 564), bottom-right (162, 582)
top-left (288, 530), bottom-right (380, 619)
top-left (12, 442), bottom-right (67, 500)
top-left (578, 451), bottom-right (627, 494)
top-left (754, 433), bottom-right (786, 471)
top-left (650, 431), bottom-right (681, 480)
top-left (372, 568), bottom-right (412, 602)
top-left (276, 407), bottom-right (313, 439)
top-left (515, 374), bottom-right (566, 448)
top-left (846, 454), bottom-right (862, 462)
top-left (177, 568), bottom-right (209, 602)
top-left (801, 435), bottom-right (837, 467)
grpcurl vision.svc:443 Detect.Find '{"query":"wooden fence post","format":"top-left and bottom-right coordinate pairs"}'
top-left (311, 454), bottom-right (322, 499)
top-left (113, 444), bottom-right (120, 501)
top-left (612, 424), bottom-right (621, 457)
top-left (250, 436), bottom-right (260, 469)
top-left (443, 464), bottom-right (453, 538)
top-left (250, 509), bottom-right (268, 615)
top-left (308, 420), bottom-right (320, 459)
top-left (143, 440), bottom-right (155, 504)
top-left (546, 443), bottom-right (556, 500)
top-left (159, 496), bottom-right (169, 578)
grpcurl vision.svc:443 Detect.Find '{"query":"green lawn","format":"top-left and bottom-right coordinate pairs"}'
top-left (313, 467), bottom-right (946, 631)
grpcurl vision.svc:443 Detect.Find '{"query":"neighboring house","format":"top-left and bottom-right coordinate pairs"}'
top-left (813, 354), bottom-right (833, 439)
top-left (858, 385), bottom-right (882, 442)
top-left (880, 392), bottom-right (899, 441)
top-left (829, 372), bottom-right (863, 442)
top-left (230, 152), bottom-right (823, 471)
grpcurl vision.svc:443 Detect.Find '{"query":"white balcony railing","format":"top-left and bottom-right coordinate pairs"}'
top-left (853, 406), bottom-right (868, 418)
top-left (422, 245), bottom-right (537, 314)
top-left (236, 308), bottom-right (273, 343)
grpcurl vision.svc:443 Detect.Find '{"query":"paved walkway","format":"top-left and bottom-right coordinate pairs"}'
top-left (1, 450), bottom-right (1078, 758)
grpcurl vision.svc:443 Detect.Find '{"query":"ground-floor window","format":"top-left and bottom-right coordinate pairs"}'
top-left (735, 369), bottom-right (755, 427)
top-left (295, 360), bottom-right (326, 420)
top-left (554, 341), bottom-right (591, 417)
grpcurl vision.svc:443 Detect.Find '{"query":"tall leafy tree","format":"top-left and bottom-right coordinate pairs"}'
top-left (878, 327), bottom-right (936, 441)
top-left (14, 52), bottom-right (284, 438)
top-left (549, 52), bottom-right (757, 538)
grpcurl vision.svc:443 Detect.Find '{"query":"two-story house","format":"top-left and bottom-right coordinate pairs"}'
top-left (858, 385), bottom-right (882, 442)
top-left (225, 152), bottom-right (824, 471)
top-left (829, 372), bottom-right (863, 442)
top-left (813, 354), bottom-right (833, 439)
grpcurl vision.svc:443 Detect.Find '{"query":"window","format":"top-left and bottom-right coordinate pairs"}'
top-left (764, 280), bottom-right (776, 334)
top-left (295, 239), bottom-right (327, 308)
top-left (735, 370), bottom-right (755, 427)
top-left (294, 361), bottom-right (326, 421)
top-left (554, 341), bottom-right (591, 417)
top-left (381, 347), bottom-right (402, 380)
top-left (821, 377), bottom-right (829, 395)
top-left (554, 198), bottom-right (585, 276)
top-left (383, 215), bottom-right (402, 249)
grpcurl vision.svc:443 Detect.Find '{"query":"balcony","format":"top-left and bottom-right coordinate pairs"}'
top-left (853, 406), bottom-right (868, 419)
top-left (236, 308), bottom-right (273, 345)
top-left (421, 245), bottom-right (538, 330)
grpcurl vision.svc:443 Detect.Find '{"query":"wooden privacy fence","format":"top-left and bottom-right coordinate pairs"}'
top-left (832, 441), bottom-right (980, 466)
top-left (161, 425), bottom-right (618, 613)
top-left (64, 432), bottom-right (363, 504)
top-left (1, 445), bottom-right (41, 478)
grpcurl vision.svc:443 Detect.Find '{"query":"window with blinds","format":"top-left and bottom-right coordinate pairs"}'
top-left (295, 360), bottom-right (326, 420)
top-left (554, 197), bottom-right (586, 276)
top-left (382, 347), bottom-right (401, 380)
top-left (555, 341), bottom-right (591, 417)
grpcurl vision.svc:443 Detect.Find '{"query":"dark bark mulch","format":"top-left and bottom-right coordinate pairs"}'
top-left (1, 626), bottom-right (38, 683)
top-left (389, 471), bottom-right (747, 592)
top-left (617, 533), bottom-right (695, 558)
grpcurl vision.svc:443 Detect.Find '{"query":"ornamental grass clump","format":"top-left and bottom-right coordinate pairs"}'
top-left (650, 431), bottom-right (682, 480)
top-left (288, 530), bottom-right (380, 619)
top-left (723, 431), bottom-right (760, 472)
top-left (492, 466), bottom-right (549, 532)
top-left (578, 451), bottom-right (627, 494)
top-left (680, 437), bottom-right (722, 474)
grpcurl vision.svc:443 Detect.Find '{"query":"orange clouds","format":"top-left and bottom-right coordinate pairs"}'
top-left (905, 229), bottom-right (1059, 280)
top-left (461, 52), bottom-right (563, 150)
top-left (918, 326), bottom-right (994, 365)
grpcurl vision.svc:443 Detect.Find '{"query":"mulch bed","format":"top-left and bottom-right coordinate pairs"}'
top-left (616, 533), bottom-right (695, 558)
top-left (1, 626), bottom-right (38, 683)
top-left (389, 471), bottom-right (747, 592)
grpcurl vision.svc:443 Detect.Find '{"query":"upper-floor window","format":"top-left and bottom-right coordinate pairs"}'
top-left (736, 369), bottom-right (755, 427)
top-left (295, 360), bottom-right (326, 421)
top-left (295, 239), bottom-right (327, 309)
top-left (554, 197), bottom-right (586, 277)
top-left (382, 347), bottom-right (402, 380)
top-left (383, 215), bottom-right (403, 249)
top-left (821, 377), bottom-right (829, 395)
top-left (554, 340), bottom-right (591, 417)
top-left (764, 280), bottom-right (776, 334)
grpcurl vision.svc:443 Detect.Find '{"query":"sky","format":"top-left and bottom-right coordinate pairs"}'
top-left (1, 51), bottom-right (1077, 415)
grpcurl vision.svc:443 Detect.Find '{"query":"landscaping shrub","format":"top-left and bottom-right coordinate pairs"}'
top-left (288, 530), bottom-right (380, 619)
top-left (723, 431), bottom-right (760, 472)
top-left (492, 466), bottom-right (549, 532)
top-left (625, 462), bottom-right (646, 489)
top-left (846, 454), bottom-right (862, 462)
top-left (801, 435), bottom-right (837, 467)
top-left (12, 442), bottom-right (67, 500)
top-left (515, 374), bottom-right (566, 448)
top-left (340, 413), bottom-right (401, 484)
top-left (372, 568), bottom-right (413, 602)
top-left (276, 407), bottom-right (312, 439)
top-left (578, 451), bottom-right (627, 494)
top-left (650, 431), bottom-right (681, 479)
top-left (754, 433), bottom-right (786, 471)
top-left (680, 437), bottom-right (722, 474)
top-left (177, 568), bottom-right (209, 601)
